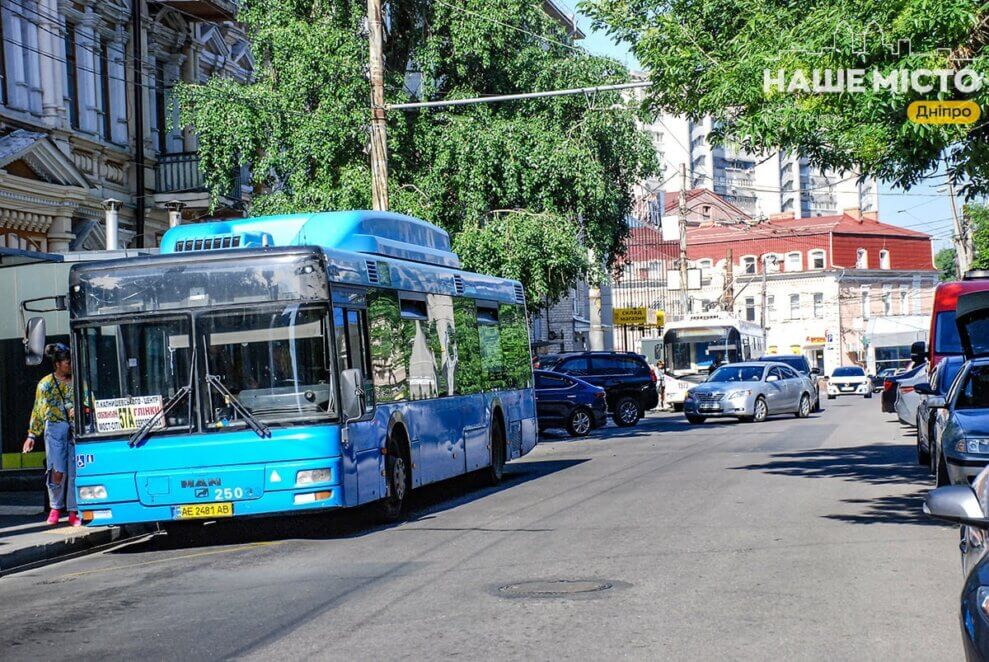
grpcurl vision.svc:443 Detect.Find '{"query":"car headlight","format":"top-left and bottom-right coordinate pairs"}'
top-left (978, 587), bottom-right (989, 621)
top-left (726, 390), bottom-right (751, 400)
top-left (296, 468), bottom-right (332, 486)
top-left (78, 485), bottom-right (107, 500)
top-left (957, 438), bottom-right (989, 455)
top-left (685, 391), bottom-right (695, 401)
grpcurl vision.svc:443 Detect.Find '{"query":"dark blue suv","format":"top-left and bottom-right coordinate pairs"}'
top-left (545, 351), bottom-right (659, 427)
top-left (534, 370), bottom-right (608, 436)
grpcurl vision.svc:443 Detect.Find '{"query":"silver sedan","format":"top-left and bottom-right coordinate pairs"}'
top-left (683, 362), bottom-right (816, 424)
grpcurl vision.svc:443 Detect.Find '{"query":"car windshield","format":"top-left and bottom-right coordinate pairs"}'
top-left (832, 367), bottom-right (865, 377)
top-left (708, 366), bottom-right (764, 382)
top-left (77, 316), bottom-right (194, 438)
top-left (956, 364), bottom-right (989, 410)
top-left (201, 303), bottom-right (336, 427)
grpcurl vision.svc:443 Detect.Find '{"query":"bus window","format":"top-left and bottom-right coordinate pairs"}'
top-left (333, 305), bottom-right (374, 408)
top-left (499, 304), bottom-right (532, 389)
top-left (367, 289), bottom-right (409, 402)
top-left (428, 294), bottom-right (456, 397)
top-left (453, 298), bottom-right (483, 395)
top-left (401, 293), bottom-right (439, 400)
top-left (478, 303), bottom-right (506, 389)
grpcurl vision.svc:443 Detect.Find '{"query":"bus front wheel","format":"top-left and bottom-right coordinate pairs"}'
top-left (380, 434), bottom-right (411, 522)
top-left (482, 417), bottom-right (506, 486)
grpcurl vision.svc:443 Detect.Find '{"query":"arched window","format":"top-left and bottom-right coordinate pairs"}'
top-left (809, 250), bottom-right (826, 270)
top-left (879, 249), bottom-right (890, 269)
top-left (785, 252), bottom-right (802, 271)
top-left (856, 248), bottom-right (868, 269)
top-left (762, 254), bottom-right (780, 273)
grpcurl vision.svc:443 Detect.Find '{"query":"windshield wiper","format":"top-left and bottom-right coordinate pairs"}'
top-left (129, 386), bottom-right (193, 448)
top-left (129, 346), bottom-right (197, 448)
top-left (205, 374), bottom-right (271, 438)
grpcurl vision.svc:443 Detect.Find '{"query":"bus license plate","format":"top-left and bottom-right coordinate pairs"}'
top-left (174, 502), bottom-right (233, 519)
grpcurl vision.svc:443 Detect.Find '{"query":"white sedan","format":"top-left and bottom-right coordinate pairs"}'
top-left (826, 366), bottom-right (872, 399)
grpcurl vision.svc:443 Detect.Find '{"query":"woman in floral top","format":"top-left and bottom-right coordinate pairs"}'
top-left (22, 343), bottom-right (79, 526)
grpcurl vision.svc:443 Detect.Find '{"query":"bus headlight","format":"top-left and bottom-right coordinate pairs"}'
top-left (78, 485), bottom-right (108, 500)
top-left (296, 469), bottom-right (332, 486)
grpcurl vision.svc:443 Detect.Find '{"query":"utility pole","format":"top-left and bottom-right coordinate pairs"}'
top-left (367, 0), bottom-right (389, 211)
top-left (760, 255), bottom-right (776, 329)
top-left (947, 175), bottom-right (971, 274)
top-left (678, 163), bottom-right (689, 319)
top-left (724, 248), bottom-right (733, 312)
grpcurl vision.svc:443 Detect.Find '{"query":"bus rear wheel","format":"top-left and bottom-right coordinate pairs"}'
top-left (481, 417), bottom-right (506, 486)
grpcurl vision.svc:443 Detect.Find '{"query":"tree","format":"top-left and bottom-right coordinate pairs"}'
top-left (934, 247), bottom-right (958, 281)
top-left (968, 203), bottom-right (989, 269)
top-left (582, 0), bottom-right (989, 197)
top-left (178, 0), bottom-right (657, 304)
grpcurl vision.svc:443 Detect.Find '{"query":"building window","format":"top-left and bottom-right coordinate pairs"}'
top-left (879, 249), bottom-right (890, 269)
top-left (856, 248), bottom-right (868, 269)
top-left (742, 256), bottom-right (756, 274)
top-left (745, 297), bottom-right (756, 322)
top-left (571, 287), bottom-right (582, 317)
top-left (789, 294), bottom-right (800, 319)
top-left (899, 285), bottom-right (909, 314)
top-left (764, 254), bottom-right (780, 273)
top-left (813, 292), bottom-right (823, 317)
top-left (786, 252), bottom-right (802, 272)
top-left (882, 284), bottom-right (892, 315)
top-left (64, 24), bottom-right (79, 129)
top-left (809, 250), bottom-right (826, 270)
top-left (0, 6), bottom-right (7, 106)
top-left (767, 295), bottom-right (775, 323)
top-left (861, 285), bottom-right (870, 319)
top-left (698, 259), bottom-right (713, 285)
top-left (99, 40), bottom-right (112, 140)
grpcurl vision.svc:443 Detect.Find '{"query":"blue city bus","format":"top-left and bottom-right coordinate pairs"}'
top-left (49, 211), bottom-right (536, 526)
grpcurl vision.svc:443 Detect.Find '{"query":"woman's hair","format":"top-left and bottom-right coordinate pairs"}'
top-left (44, 342), bottom-right (70, 364)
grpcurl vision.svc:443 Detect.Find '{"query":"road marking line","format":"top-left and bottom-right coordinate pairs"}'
top-left (56, 541), bottom-right (283, 579)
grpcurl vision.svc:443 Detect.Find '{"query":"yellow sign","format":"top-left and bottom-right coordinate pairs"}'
top-left (655, 310), bottom-right (665, 328)
top-left (908, 100), bottom-right (980, 125)
top-left (614, 307), bottom-right (648, 325)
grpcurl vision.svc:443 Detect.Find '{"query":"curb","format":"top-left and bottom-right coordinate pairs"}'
top-left (0, 523), bottom-right (155, 577)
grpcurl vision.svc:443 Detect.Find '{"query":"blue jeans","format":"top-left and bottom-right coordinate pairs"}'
top-left (44, 421), bottom-right (76, 511)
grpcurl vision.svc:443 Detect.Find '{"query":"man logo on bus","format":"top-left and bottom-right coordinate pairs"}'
top-left (181, 478), bottom-right (222, 488)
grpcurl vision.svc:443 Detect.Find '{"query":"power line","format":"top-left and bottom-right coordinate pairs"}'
top-left (431, 0), bottom-right (585, 55)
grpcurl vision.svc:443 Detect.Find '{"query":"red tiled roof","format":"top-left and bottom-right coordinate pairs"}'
top-left (686, 212), bottom-right (931, 245)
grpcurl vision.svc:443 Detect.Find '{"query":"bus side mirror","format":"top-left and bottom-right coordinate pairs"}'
top-left (24, 317), bottom-right (46, 366)
top-left (341, 368), bottom-right (366, 422)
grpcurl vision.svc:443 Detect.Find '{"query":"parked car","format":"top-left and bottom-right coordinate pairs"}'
top-left (753, 354), bottom-right (822, 411)
top-left (534, 370), bottom-right (607, 437)
top-left (930, 291), bottom-right (989, 486)
top-left (826, 366), bottom-right (872, 399)
top-left (923, 482), bottom-right (989, 659)
top-left (548, 351), bottom-right (659, 427)
top-left (683, 362), bottom-right (815, 424)
top-left (882, 363), bottom-right (927, 412)
top-left (916, 356), bottom-right (966, 468)
top-left (895, 362), bottom-right (934, 426)
top-left (533, 353), bottom-right (562, 370)
top-left (927, 270), bottom-right (989, 369)
top-left (872, 368), bottom-right (896, 392)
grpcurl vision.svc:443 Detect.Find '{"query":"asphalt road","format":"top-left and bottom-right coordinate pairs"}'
top-left (0, 397), bottom-right (963, 660)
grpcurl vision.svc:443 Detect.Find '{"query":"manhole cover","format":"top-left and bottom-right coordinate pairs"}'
top-left (497, 579), bottom-right (615, 598)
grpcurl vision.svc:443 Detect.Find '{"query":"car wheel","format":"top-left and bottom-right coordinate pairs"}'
top-left (864, 391), bottom-right (872, 399)
top-left (750, 397), bottom-right (768, 423)
top-left (613, 396), bottom-right (641, 427)
top-left (566, 407), bottom-right (593, 437)
top-left (813, 393), bottom-right (822, 412)
top-left (827, 394), bottom-right (836, 400)
top-left (380, 434), bottom-right (411, 522)
top-left (672, 403), bottom-right (684, 412)
top-left (917, 431), bottom-right (930, 467)
top-left (685, 414), bottom-right (706, 425)
top-left (795, 394), bottom-right (811, 418)
top-left (936, 447), bottom-right (951, 487)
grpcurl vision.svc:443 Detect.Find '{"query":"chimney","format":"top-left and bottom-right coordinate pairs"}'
top-left (844, 207), bottom-right (863, 222)
top-left (769, 211), bottom-right (795, 222)
top-left (863, 211), bottom-right (879, 221)
top-left (102, 198), bottom-right (121, 250)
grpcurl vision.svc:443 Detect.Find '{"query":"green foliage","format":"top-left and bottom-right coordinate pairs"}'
top-left (178, 0), bottom-right (657, 304)
top-left (582, 0), bottom-right (989, 197)
top-left (934, 247), bottom-right (958, 280)
top-left (967, 203), bottom-right (989, 269)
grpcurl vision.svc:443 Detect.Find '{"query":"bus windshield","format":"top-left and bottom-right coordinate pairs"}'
top-left (77, 316), bottom-right (195, 438)
top-left (663, 325), bottom-right (742, 375)
top-left (935, 311), bottom-right (962, 354)
top-left (202, 303), bottom-right (336, 427)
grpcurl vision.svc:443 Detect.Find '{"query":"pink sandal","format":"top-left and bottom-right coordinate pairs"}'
top-left (46, 509), bottom-right (62, 525)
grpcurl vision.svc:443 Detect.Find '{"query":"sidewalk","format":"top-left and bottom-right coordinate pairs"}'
top-left (0, 490), bottom-right (152, 576)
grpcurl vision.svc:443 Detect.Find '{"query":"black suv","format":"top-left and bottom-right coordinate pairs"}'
top-left (546, 351), bottom-right (658, 426)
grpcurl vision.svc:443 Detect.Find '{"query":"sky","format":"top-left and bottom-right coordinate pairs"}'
top-left (570, 9), bottom-right (960, 253)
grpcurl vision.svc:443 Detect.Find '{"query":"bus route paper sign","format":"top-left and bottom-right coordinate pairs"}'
top-left (94, 396), bottom-right (163, 433)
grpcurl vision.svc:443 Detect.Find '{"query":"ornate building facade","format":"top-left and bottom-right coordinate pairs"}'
top-left (0, 0), bottom-right (250, 253)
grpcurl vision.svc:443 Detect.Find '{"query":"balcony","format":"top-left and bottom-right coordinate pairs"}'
top-left (152, 0), bottom-right (238, 21)
top-left (155, 152), bottom-right (245, 208)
